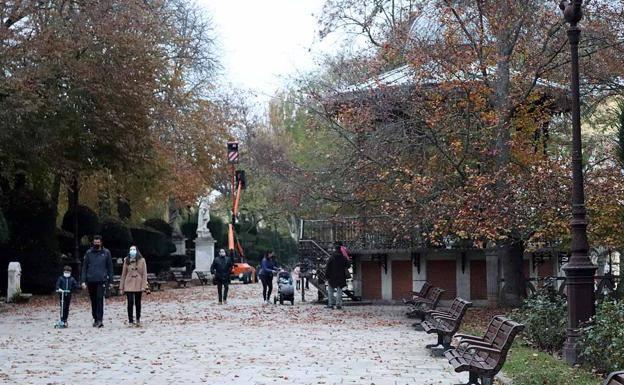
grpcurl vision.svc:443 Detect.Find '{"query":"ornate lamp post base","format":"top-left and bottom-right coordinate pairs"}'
top-left (563, 263), bottom-right (597, 363)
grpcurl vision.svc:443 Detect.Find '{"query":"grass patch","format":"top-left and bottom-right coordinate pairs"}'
top-left (503, 341), bottom-right (602, 385)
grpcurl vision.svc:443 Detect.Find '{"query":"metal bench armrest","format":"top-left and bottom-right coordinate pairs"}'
top-left (454, 333), bottom-right (483, 340)
top-left (465, 345), bottom-right (502, 355)
top-left (459, 340), bottom-right (491, 348)
top-left (426, 310), bottom-right (449, 316)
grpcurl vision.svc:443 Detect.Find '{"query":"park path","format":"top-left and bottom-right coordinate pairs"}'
top-left (0, 282), bottom-right (468, 385)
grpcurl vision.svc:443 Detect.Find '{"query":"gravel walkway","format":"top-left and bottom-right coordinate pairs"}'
top-left (0, 283), bottom-right (468, 385)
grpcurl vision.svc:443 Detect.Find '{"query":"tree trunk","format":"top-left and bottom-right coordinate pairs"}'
top-left (51, 174), bottom-right (61, 223)
top-left (501, 240), bottom-right (526, 307)
top-left (68, 176), bottom-right (80, 262)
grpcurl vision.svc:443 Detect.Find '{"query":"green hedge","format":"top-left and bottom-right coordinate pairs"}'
top-left (144, 218), bottom-right (173, 239)
top-left (62, 205), bottom-right (100, 239)
top-left (208, 216), bottom-right (228, 248)
top-left (0, 208), bottom-right (8, 244)
top-left (130, 226), bottom-right (174, 273)
top-left (170, 254), bottom-right (191, 268)
top-left (0, 189), bottom-right (60, 294)
top-left (181, 219), bottom-right (197, 240)
top-left (512, 289), bottom-right (567, 352)
top-left (581, 300), bottom-right (624, 373)
top-left (101, 218), bottom-right (132, 250)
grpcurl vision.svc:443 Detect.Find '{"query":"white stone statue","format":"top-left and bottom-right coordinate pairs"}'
top-left (197, 197), bottom-right (212, 238)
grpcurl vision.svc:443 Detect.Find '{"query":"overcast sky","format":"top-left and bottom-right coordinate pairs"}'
top-left (200, 0), bottom-right (337, 104)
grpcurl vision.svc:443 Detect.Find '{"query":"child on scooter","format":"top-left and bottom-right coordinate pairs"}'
top-left (55, 265), bottom-right (80, 328)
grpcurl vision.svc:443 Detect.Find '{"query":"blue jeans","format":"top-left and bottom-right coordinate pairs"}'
top-left (327, 285), bottom-right (343, 307)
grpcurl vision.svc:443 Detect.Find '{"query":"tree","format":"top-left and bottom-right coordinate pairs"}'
top-left (260, 0), bottom-right (624, 305)
top-left (0, 0), bottom-right (229, 227)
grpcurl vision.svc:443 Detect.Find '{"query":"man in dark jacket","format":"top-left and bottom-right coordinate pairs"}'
top-left (325, 243), bottom-right (350, 310)
top-left (211, 249), bottom-right (234, 304)
top-left (81, 235), bottom-right (114, 327)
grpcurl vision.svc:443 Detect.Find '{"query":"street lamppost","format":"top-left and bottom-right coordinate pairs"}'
top-left (559, 0), bottom-right (597, 365)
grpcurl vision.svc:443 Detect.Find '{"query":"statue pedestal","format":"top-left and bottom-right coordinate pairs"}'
top-left (7, 262), bottom-right (21, 302)
top-left (173, 236), bottom-right (186, 255)
top-left (194, 235), bottom-right (215, 280)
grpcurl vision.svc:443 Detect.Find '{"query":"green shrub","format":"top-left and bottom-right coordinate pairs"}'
top-left (130, 226), bottom-right (174, 273)
top-left (56, 228), bottom-right (74, 255)
top-left (0, 189), bottom-right (60, 294)
top-left (208, 216), bottom-right (228, 246)
top-left (580, 300), bottom-right (624, 373)
top-left (130, 227), bottom-right (167, 257)
top-left (100, 218), bottom-right (132, 250)
top-left (0, 208), bottom-right (8, 244)
top-left (144, 218), bottom-right (173, 239)
top-left (617, 275), bottom-right (624, 300)
top-left (61, 205), bottom-right (100, 239)
top-left (100, 218), bottom-right (133, 269)
top-left (512, 289), bottom-right (567, 352)
top-left (181, 219), bottom-right (197, 240)
top-left (170, 254), bottom-right (191, 267)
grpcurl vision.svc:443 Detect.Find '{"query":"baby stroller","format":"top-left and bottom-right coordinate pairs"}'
top-left (274, 270), bottom-right (295, 305)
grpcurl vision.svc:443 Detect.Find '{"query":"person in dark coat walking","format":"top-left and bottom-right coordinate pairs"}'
top-left (325, 244), bottom-right (350, 309)
top-left (55, 265), bottom-right (80, 327)
top-left (259, 251), bottom-right (279, 304)
top-left (80, 235), bottom-right (114, 327)
top-left (211, 249), bottom-right (234, 304)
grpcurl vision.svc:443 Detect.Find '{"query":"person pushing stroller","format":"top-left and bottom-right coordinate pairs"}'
top-left (55, 266), bottom-right (80, 328)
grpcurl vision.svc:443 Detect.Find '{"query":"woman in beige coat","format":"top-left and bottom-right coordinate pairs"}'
top-left (120, 245), bottom-right (148, 326)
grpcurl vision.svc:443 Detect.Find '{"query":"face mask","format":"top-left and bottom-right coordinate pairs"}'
top-left (129, 248), bottom-right (137, 258)
top-left (63, 272), bottom-right (71, 278)
top-left (94, 244), bottom-right (102, 250)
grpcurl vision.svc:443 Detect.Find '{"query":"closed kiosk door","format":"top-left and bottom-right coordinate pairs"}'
top-left (470, 260), bottom-right (487, 300)
top-left (427, 260), bottom-right (457, 300)
top-left (361, 261), bottom-right (382, 300)
top-left (392, 260), bottom-right (413, 300)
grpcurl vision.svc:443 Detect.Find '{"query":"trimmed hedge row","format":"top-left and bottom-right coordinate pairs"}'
top-left (0, 188), bottom-right (60, 294)
top-left (0, 208), bottom-right (8, 244)
top-left (61, 205), bottom-right (100, 239)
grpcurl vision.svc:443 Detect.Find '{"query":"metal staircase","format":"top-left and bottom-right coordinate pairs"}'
top-left (299, 239), bottom-right (361, 302)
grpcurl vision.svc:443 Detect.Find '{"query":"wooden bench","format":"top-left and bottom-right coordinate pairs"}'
top-left (147, 273), bottom-right (165, 291)
top-left (444, 317), bottom-right (524, 385)
top-left (452, 315), bottom-right (507, 354)
top-left (406, 287), bottom-right (445, 324)
top-left (421, 297), bottom-right (472, 356)
top-left (605, 371), bottom-right (624, 385)
top-left (403, 281), bottom-right (432, 305)
top-left (195, 271), bottom-right (210, 285)
top-left (170, 271), bottom-right (191, 287)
